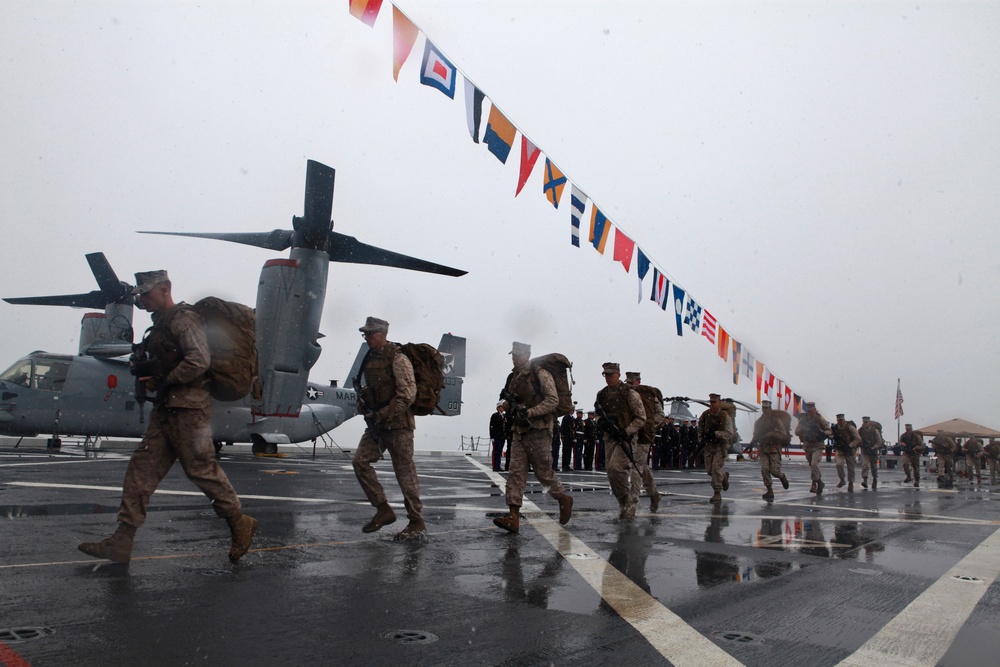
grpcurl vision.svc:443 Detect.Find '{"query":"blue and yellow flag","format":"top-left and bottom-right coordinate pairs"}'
top-left (483, 105), bottom-right (516, 164)
top-left (542, 159), bottom-right (566, 208)
top-left (589, 206), bottom-right (610, 254)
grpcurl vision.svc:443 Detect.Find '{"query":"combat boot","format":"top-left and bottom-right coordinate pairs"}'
top-left (722, 471), bottom-right (730, 491)
top-left (362, 502), bottom-right (397, 533)
top-left (872, 477), bottom-right (878, 490)
top-left (558, 495), bottom-right (573, 525)
top-left (622, 501), bottom-right (636, 521)
top-left (710, 492), bottom-right (722, 504)
top-left (809, 480), bottom-right (817, 493)
top-left (914, 477), bottom-right (920, 488)
top-left (848, 482), bottom-right (854, 493)
top-left (862, 479), bottom-right (868, 489)
top-left (779, 474), bottom-right (789, 490)
top-left (78, 523), bottom-right (136, 564)
top-left (836, 479), bottom-right (846, 488)
top-left (815, 479), bottom-right (825, 495)
top-left (649, 491), bottom-right (661, 513)
top-left (493, 505), bottom-right (520, 533)
top-left (393, 519), bottom-right (427, 541)
top-left (903, 475), bottom-right (912, 483)
top-left (762, 487), bottom-right (774, 501)
top-left (227, 513), bottom-right (258, 562)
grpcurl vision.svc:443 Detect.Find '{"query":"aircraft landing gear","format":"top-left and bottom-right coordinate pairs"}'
top-left (251, 440), bottom-right (278, 456)
top-left (213, 440), bottom-right (234, 456)
top-left (47, 436), bottom-right (62, 451)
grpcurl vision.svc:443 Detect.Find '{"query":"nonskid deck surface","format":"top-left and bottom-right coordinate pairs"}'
top-left (2, 444), bottom-right (998, 667)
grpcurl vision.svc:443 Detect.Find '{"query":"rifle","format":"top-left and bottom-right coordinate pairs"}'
top-left (352, 349), bottom-right (376, 428)
top-left (499, 387), bottom-right (531, 429)
top-left (593, 399), bottom-right (640, 471)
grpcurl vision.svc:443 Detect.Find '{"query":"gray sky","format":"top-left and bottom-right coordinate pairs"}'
top-left (2, 1), bottom-right (998, 449)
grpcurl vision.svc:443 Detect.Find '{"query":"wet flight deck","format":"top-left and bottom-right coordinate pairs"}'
top-left (2, 443), bottom-right (998, 666)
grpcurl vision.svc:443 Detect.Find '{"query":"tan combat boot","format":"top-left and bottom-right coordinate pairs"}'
top-left (872, 477), bottom-right (878, 490)
top-left (709, 491), bottom-right (722, 503)
top-left (227, 514), bottom-right (258, 562)
top-left (762, 486), bottom-right (774, 501)
top-left (493, 505), bottom-right (520, 533)
top-left (649, 491), bottom-right (661, 513)
top-left (815, 479), bottom-right (825, 494)
top-left (722, 471), bottom-right (730, 491)
top-left (558, 495), bottom-right (573, 525)
top-left (780, 474), bottom-right (789, 490)
top-left (363, 502), bottom-right (397, 533)
top-left (394, 518), bottom-right (427, 541)
top-left (78, 523), bottom-right (136, 564)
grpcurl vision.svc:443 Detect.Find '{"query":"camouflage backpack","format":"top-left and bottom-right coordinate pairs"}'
top-left (530, 353), bottom-right (574, 418)
top-left (192, 297), bottom-right (260, 403)
top-left (397, 342), bottom-right (446, 416)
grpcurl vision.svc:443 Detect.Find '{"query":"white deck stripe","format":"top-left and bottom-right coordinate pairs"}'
top-left (467, 456), bottom-right (743, 666)
top-left (837, 525), bottom-right (1000, 667)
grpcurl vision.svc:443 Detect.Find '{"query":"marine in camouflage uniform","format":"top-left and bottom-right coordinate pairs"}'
top-left (832, 414), bottom-right (861, 492)
top-left (492, 342), bottom-right (573, 534)
top-left (698, 393), bottom-right (737, 503)
top-left (353, 317), bottom-right (426, 541)
top-left (964, 436), bottom-right (985, 485)
top-left (595, 363), bottom-right (646, 520)
top-left (929, 430), bottom-right (956, 486)
top-left (857, 416), bottom-right (882, 489)
top-left (985, 438), bottom-right (999, 485)
top-left (899, 424), bottom-right (924, 487)
top-left (795, 402), bottom-right (833, 495)
top-left (750, 400), bottom-right (790, 501)
top-left (625, 372), bottom-right (664, 512)
top-left (78, 270), bottom-right (256, 565)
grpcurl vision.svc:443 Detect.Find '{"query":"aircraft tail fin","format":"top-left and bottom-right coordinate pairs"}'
top-left (436, 334), bottom-right (465, 416)
top-left (345, 342), bottom-right (370, 391)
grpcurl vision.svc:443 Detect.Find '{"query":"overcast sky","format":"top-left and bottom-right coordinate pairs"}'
top-left (2, 1), bottom-right (998, 450)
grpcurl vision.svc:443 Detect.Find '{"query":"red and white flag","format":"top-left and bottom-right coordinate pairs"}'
top-left (701, 310), bottom-right (717, 344)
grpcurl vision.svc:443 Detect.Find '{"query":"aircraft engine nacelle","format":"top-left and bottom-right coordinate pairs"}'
top-left (254, 248), bottom-right (329, 416)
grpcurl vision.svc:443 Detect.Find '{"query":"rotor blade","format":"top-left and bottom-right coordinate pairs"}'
top-left (4, 291), bottom-right (107, 309)
top-left (138, 230), bottom-right (294, 251)
top-left (85, 252), bottom-right (132, 303)
top-left (327, 232), bottom-right (467, 277)
top-left (303, 160), bottom-right (335, 229)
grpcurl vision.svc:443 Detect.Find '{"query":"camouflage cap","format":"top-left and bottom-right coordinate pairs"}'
top-left (761, 400), bottom-right (772, 407)
top-left (804, 401), bottom-right (816, 409)
top-left (862, 416), bottom-right (870, 421)
top-left (836, 413), bottom-right (845, 419)
top-left (132, 270), bottom-right (169, 295)
top-left (510, 341), bottom-right (531, 356)
top-left (602, 362), bottom-right (620, 375)
top-left (625, 371), bottom-right (641, 382)
top-left (905, 423), bottom-right (913, 428)
top-left (359, 316), bottom-right (389, 333)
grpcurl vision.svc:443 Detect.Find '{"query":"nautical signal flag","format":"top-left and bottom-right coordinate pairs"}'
top-left (701, 310), bottom-right (717, 344)
top-left (650, 269), bottom-right (669, 310)
top-left (464, 78), bottom-right (485, 142)
top-left (570, 186), bottom-right (585, 247)
top-left (392, 7), bottom-right (419, 81)
top-left (742, 350), bottom-right (755, 381)
top-left (756, 361), bottom-right (765, 403)
top-left (672, 285), bottom-right (686, 335)
top-left (613, 228), bottom-right (635, 272)
top-left (717, 326), bottom-right (731, 361)
top-left (542, 159), bottom-right (566, 209)
top-left (483, 105), bottom-right (516, 164)
top-left (684, 298), bottom-right (702, 334)
top-left (420, 40), bottom-right (457, 99)
top-left (349, 0), bottom-right (384, 27)
top-left (731, 340), bottom-right (742, 385)
top-left (515, 137), bottom-right (541, 196)
top-left (590, 207), bottom-right (611, 254)
top-left (637, 250), bottom-right (650, 303)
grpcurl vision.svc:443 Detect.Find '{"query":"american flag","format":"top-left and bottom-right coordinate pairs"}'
top-left (894, 379), bottom-right (904, 419)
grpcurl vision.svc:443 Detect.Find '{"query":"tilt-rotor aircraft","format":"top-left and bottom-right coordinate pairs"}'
top-left (0, 160), bottom-right (467, 455)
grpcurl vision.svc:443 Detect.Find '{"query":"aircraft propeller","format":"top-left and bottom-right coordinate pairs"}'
top-left (139, 160), bottom-right (467, 277)
top-left (3, 252), bottom-right (134, 309)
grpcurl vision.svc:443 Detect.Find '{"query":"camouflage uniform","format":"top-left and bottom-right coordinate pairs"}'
top-left (831, 417), bottom-right (861, 490)
top-left (629, 380), bottom-right (664, 510)
top-left (751, 407), bottom-right (790, 495)
top-left (503, 362), bottom-right (570, 509)
top-left (698, 400), bottom-right (737, 502)
top-left (899, 427), bottom-right (924, 486)
top-left (857, 419), bottom-right (883, 489)
top-left (795, 408), bottom-right (833, 493)
top-left (964, 437), bottom-right (984, 484)
top-left (595, 380), bottom-right (646, 517)
top-left (929, 433), bottom-right (956, 485)
top-left (120, 304), bottom-right (241, 528)
top-left (353, 344), bottom-right (423, 523)
top-left (985, 439), bottom-right (999, 485)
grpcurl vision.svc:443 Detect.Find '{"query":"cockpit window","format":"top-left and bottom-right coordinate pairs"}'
top-left (0, 357), bottom-right (72, 392)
